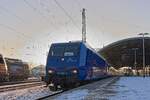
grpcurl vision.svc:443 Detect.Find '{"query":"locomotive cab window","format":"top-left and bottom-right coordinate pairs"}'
top-left (50, 46), bottom-right (64, 56)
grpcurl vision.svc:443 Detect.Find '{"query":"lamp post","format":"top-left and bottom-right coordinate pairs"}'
top-left (138, 33), bottom-right (149, 77)
top-left (132, 48), bottom-right (138, 75)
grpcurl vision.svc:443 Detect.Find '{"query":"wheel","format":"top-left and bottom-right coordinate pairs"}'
top-left (41, 76), bottom-right (45, 81)
top-left (49, 84), bottom-right (58, 91)
top-left (61, 84), bottom-right (68, 90)
top-left (74, 82), bottom-right (80, 87)
top-left (61, 83), bottom-right (72, 90)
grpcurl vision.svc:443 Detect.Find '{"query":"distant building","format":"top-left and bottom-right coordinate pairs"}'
top-left (31, 65), bottom-right (45, 77)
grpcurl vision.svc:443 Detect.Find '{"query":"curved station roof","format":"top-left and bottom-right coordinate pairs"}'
top-left (99, 37), bottom-right (150, 69)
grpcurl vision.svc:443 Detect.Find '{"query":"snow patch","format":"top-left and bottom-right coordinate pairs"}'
top-left (111, 77), bottom-right (150, 100)
top-left (0, 85), bottom-right (53, 100)
top-left (54, 89), bottom-right (89, 100)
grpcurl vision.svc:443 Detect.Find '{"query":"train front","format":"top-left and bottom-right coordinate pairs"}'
top-left (45, 42), bottom-right (81, 90)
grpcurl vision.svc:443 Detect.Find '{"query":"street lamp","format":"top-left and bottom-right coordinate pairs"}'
top-left (138, 33), bottom-right (149, 77)
top-left (132, 48), bottom-right (138, 75)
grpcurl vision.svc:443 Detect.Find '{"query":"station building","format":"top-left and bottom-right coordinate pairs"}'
top-left (99, 37), bottom-right (150, 69)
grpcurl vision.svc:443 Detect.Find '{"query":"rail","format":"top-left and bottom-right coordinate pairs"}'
top-left (37, 90), bottom-right (65, 100)
top-left (0, 81), bottom-right (43, 92)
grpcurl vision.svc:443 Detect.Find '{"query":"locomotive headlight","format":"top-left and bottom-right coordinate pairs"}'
top-left (72, 69), bottom-right (78, 74)
top-left (48, 70), bottom-right (54, 74)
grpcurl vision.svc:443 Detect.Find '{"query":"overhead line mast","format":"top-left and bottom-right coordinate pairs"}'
top-left (82, 8), bottom-right (86, 43)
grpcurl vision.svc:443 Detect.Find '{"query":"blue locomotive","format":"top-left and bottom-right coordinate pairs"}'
top-left (45, 41), bottom-right (108, 90)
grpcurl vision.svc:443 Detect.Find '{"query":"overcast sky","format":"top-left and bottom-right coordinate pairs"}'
top-left (0, 0), bottom-right (150, 65)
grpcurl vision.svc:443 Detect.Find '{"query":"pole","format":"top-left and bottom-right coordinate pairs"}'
top-left (134, 49), bottom-right (137, 75)
top-left (142, 34), bottom-right (145, 77)
top-left (132, 48), bottom-right (138, 75)
top-left (82, 8), bottom-right (86, 43)
top-left (138, 33), bottom-right (149, 77)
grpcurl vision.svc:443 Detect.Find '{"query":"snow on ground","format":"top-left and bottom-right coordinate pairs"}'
top-left (54, 89), bottom-right (89, 100)
top-left (111, 77), bottom-right (150, 100)
top-left (50, 77), bottom-right (118, 100)
top-left (0, 85), bottom-right (53, 100)
top-left (51, 77), bottom-right (150, 100)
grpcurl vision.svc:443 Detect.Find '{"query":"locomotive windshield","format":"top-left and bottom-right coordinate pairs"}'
top-left (50, 43), bottom-right (80, 57)
top-left (51, 46), bottom-right (64, 56)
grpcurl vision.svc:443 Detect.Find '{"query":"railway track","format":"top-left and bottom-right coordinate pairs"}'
top-left (37, 90), bottom-right (65, 100)
top-left (0, 81), bottom-right (44, 92)
top-left (37, 76), bottom-right (118, 100)
top-left (0, 79), bottom-right (40, 86)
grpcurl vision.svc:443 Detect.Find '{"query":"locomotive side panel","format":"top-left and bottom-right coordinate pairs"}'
top-left (82, 44), bottom-right (108, 80)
